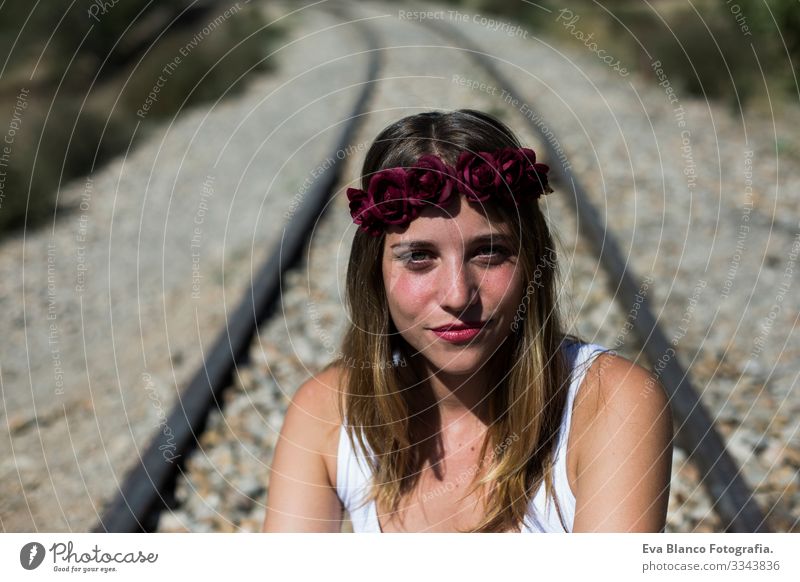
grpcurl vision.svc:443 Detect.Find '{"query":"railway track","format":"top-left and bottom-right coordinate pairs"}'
top-left (417, 8), bottom-right (769, 534)
top-left (95, 1), bottom-right (770, 533)
top-left (93, 1), bottom-right (380, 533)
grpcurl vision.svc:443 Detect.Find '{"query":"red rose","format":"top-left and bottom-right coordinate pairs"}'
top-left (406, 154), bottom-right (456, 210)
top-left (346, 186), bottom-right (383, 236)
top-left (346, 186), bottom-right (368, 221)
top-left (523, 160), bottom-right (554, 198)
top-left (494, 147), bottom-right (530, 204)
top-left (518, 147), bottom-right (538, 165)
top-left (455, 150), bottom-right (501, 203)
top-left (368, 168), bottom-right (418, 225)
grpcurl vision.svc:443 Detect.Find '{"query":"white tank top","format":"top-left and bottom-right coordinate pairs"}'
top-left (335, 340), bottom-right (615, 532)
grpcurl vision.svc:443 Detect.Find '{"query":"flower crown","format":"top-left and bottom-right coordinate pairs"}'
top-left (346, 147), bottom-right (553, 237)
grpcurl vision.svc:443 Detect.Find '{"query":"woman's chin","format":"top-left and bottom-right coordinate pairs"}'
top-left (417, 349), bottom-right (492, 376)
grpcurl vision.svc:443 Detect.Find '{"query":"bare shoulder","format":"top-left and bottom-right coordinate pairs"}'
top-left (570, 350), bottom-right (674, 531)
top-left (573, 350), bottom-right (671, 424)
top-left (289, 363), bottom-right (345, 427)
top-left (286, 363), bottom-right (346, 455)
top-left (261, 363), bottom-right (347, 532)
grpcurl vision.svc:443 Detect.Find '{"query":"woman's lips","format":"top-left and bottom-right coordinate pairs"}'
top-left (429, 321), bottom-right (489, 343)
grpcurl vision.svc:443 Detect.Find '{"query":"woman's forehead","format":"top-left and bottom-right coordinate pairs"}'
top-left (386, 199), bottom-right (512, 245)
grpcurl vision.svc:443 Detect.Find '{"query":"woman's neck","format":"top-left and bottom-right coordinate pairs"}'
top-left (423, 367), bottom-right (493, 427)
top-left (404, 343), bottom-right (513, 429)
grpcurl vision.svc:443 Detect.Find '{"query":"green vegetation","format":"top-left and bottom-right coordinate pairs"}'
top-left (390, 0), bottom-right (797, 111)
top-left (0, 0), bottom-right (286, 236)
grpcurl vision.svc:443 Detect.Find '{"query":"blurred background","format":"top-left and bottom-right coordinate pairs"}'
top-left (0, 0), bottom-right (797, 533)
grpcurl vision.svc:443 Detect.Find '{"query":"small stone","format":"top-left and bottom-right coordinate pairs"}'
top-left (158, 511), bottom-right (189, 533)
top-left (765, 466), bottom-right (799, 494)
top-left (760, 439), bottom-right (787, 467)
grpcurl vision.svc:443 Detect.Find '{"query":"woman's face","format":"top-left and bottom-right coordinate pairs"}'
top-left (382, 196), bottom-right (525, 375)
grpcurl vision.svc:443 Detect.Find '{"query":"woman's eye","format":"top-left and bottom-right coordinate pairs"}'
top-left (401, 250), bottom-right (433, 267)
top-left (475, 245), bottom-right (497, 256)
top-left (475, 245), bottom-right (509, 262)
top-left (396, 246), bottom-right (510, 269)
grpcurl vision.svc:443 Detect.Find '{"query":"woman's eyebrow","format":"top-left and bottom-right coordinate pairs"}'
top-left (471, 233), bottom-right (512, 245)
top-left (390, 240), bottom-right (434, 250)
top-left (390, 233), bottom-right (511, 250)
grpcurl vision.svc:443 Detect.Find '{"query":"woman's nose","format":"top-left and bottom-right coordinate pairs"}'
top-left (440, 262), bottom-right (478, 312)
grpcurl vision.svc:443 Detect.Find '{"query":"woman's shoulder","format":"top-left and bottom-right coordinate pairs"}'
top-left (566, 346), bottom-right (673, 531)
top-left (288, 362), bottom-right (346, 435)
top-left (279, 363), bottom-right (349, 491)
top-left (263, 364), bottom-right (347, 531)
top-left (570, 345), bottom-right (672, 473)
top-left (573, 345), bottom-right (665, 406)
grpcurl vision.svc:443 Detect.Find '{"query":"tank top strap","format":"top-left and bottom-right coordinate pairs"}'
top-left (556, 339), bottom-right (618, 453)
top-left (336, 421), bottom-right (379, 532)
top-left (522, 339), bottom-right (617, 532)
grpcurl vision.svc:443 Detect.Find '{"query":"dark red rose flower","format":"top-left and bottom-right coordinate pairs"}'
top-left (406, 154), bottom-right (456, 210)
top-left (368, 167), bottom-right (417, 225)
top-left (518, 147), bottom-right (537, 165)
top-left (523, 160), bottom-right (554, 198)
top-left (346, 186), bottom-right (383, 236)
top-left (494, 147), bottom-right (530, 204)
top-left (346, 186), bottom-right (369, 221)
top-left (455, 150), bottom-right (501, 203)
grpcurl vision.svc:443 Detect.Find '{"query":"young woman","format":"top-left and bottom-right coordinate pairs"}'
top-left (262, 109), bottom-right (673, 533)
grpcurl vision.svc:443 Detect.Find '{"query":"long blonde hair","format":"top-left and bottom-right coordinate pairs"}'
top-left (330, 109), bottom-right (580, 532)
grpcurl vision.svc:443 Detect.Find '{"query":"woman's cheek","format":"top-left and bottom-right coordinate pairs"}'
top-left (482, 267), bottom-right (523, 307)
top-left (477, 273), bottom-right (507, 296)
top-left (386, 270), bottom-right (434, 326)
